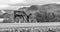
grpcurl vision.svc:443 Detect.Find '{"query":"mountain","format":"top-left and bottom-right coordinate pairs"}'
top-left (18, 3), bottom-right (60, 22)
top-left (27, 3), bottom-right (60, 14)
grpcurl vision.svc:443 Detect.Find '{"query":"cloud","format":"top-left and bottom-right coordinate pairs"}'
top-left (0, 0), bottom-right (9, 4)
top-left (0, 0), bottom-right (27, 9)
top-left (9, 0), bottom-right (26, 4)
top-left (9, 0), bottom-right (60, 6)
top-left (21, 0), bottom-right (60, 5)
top-left (0, 4), bottom-right (9, 9)
top-left (0, 0), bottom-right (26, 4)
top-left (0, 0), bottom-right (60, 9)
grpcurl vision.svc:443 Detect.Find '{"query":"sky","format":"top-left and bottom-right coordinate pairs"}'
top-left (0, 0), bottom-right (60, 9)
top-left (0, 0), bottom-right (26, 9)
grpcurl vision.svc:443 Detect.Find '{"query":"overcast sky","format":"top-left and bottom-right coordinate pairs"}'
top-left (0, 0), bottom-right (60, 9)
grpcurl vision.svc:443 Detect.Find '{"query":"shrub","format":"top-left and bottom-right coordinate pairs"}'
top-left (35, 12), bottom-right (59, 22)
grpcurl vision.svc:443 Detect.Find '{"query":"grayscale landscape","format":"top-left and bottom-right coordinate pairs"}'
top-left (0, 0), bottom-right (60, 32)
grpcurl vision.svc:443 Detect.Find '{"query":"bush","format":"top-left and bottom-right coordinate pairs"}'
top-left (35, 11), bottom-right (60, 22)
